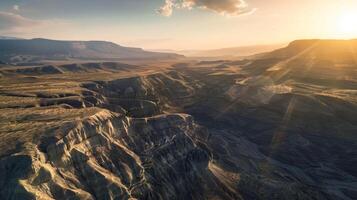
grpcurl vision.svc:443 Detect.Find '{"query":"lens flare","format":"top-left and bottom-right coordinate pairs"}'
top-left (336, 11), bottom-right (357, 38)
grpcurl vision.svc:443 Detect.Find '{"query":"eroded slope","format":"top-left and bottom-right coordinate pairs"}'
top-left (1, 41), bottom-right (357, 200)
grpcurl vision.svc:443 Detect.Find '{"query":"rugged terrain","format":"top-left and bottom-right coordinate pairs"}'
top-left (0, 40), bottom-right (357, 200)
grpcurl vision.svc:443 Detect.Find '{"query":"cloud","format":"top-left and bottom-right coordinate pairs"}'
top-left (0, 12), bottom-right (71, 36)
top-left (157, 0), bottom-right (256, 17)
top-left (157, 0), bottom-right (175, 17)
top-left (13, 5), bottom-right (20, 11)
top-left (0, 12), bottom-right (39, 32)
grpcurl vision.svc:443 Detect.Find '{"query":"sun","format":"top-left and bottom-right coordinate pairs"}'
top-left (336, 11), bottom-right (357, 38)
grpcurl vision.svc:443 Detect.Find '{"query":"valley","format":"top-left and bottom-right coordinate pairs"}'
top-left (1, 40), bottom-right (357, 200)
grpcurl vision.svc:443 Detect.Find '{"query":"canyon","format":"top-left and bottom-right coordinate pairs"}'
top-left (0, 40), bottom-right (357, 200)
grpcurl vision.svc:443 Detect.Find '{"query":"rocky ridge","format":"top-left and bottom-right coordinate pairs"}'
top-left (1, 39), bottom-right (357, 200)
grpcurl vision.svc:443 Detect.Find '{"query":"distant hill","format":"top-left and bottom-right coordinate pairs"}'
top-left (241, 39), bottom-right (357, 92)
top-left (0, 36), bottom-right (22, 40)
top-left (0, 38), bottom-right (183, 63)
top-left (151, 44), bottom-right (284, 58)
top-left (251, 39), bottom-right (357, 61)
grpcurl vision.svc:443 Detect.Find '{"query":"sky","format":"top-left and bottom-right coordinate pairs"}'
top-left (0, 0), bottom-right (357, 50)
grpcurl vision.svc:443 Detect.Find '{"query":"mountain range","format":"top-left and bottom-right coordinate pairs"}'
top-left (0, 38), bottom-right (183, 64)
top-left (151, 44), bottom-right (284, 58)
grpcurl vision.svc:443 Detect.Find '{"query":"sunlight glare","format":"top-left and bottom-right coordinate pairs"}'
top-left (336, 11), bottom-right (357, 38)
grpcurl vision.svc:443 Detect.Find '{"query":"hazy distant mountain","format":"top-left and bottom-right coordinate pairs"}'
top-left (0, 36), bottom-right (22, 40)
top-left (0, 38), bottom-right (183, 63)
top-left (151, 44), bottom-right (284, 58)
top-left (251, 39), bottom-right (357, 61)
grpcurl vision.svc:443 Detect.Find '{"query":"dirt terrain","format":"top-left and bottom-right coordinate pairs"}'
top-left (1, 40), bottom-right (357, 200)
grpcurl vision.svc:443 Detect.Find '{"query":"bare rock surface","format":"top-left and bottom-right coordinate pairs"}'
top-left (1, 40), bottom-right (357, 200)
